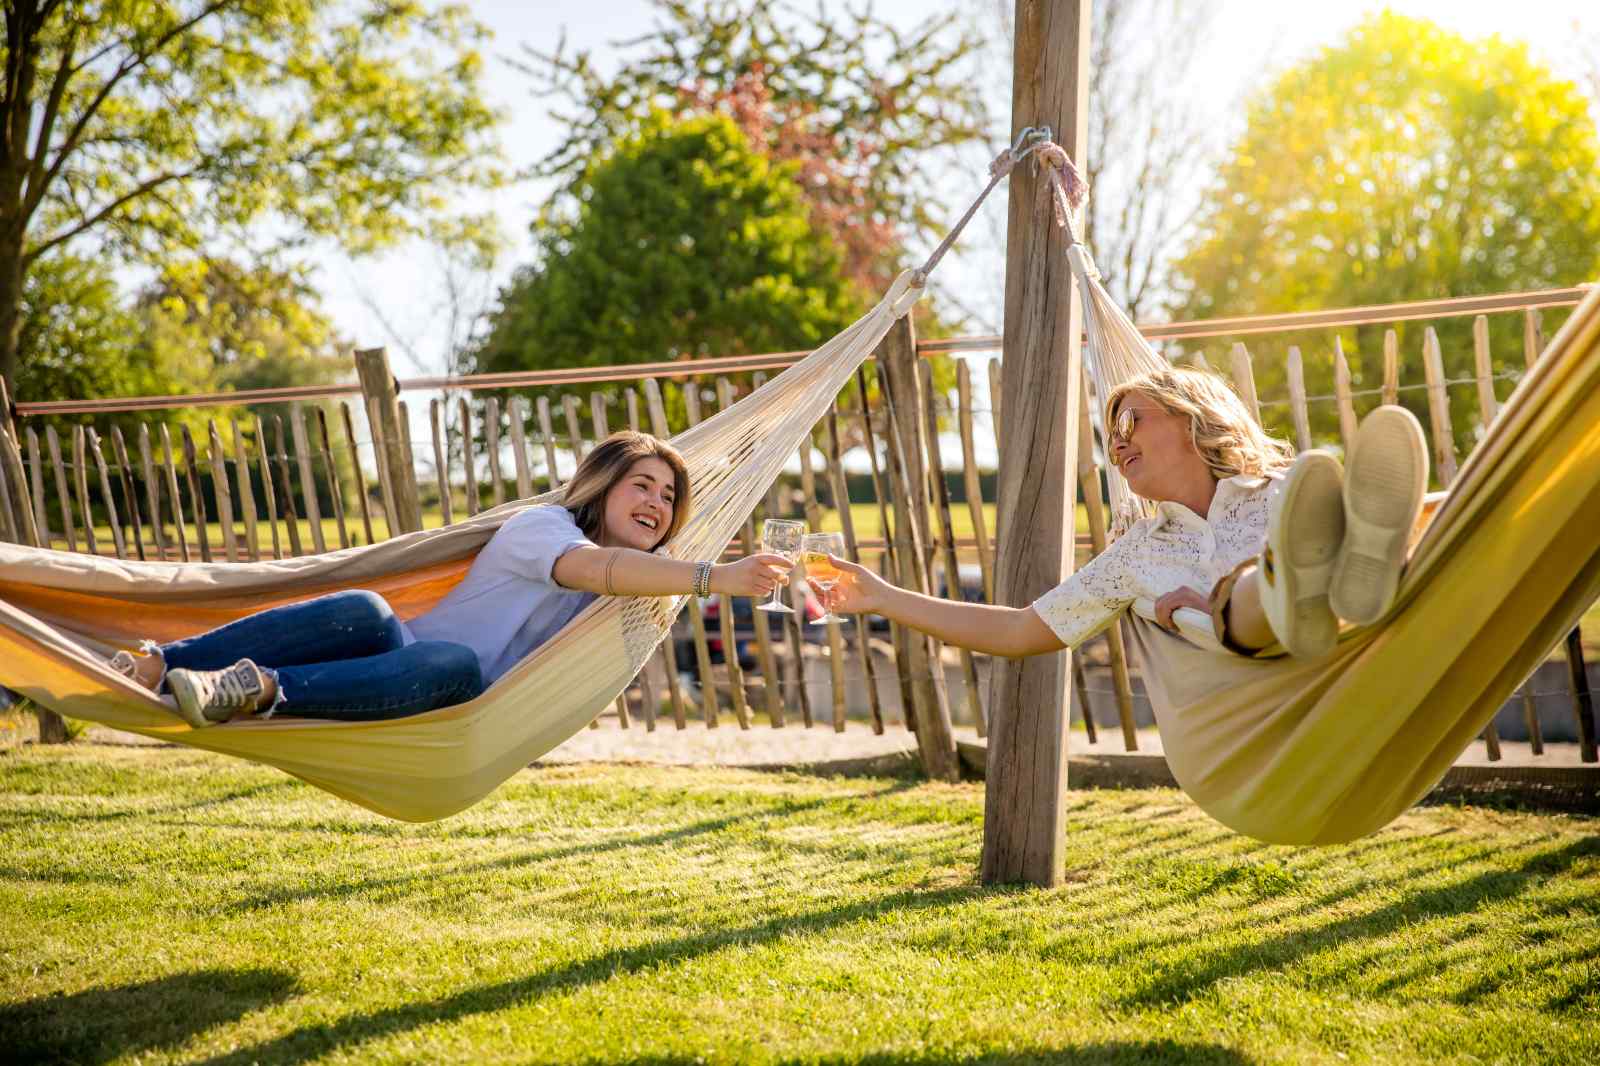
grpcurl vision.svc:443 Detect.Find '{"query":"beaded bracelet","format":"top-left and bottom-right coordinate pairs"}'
top-left (693, 560), bottom-right (714, 598)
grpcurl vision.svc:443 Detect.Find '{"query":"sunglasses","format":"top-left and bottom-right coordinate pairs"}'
top-left (1109, 405), bottom-right (1140, 446)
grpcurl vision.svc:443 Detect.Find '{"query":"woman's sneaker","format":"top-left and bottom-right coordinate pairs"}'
top-left (1259, 450), bottom-right (1346, 658)
top-left (167, 659), bottom-right (266, 728)
top-left (1330, 405), bottom-right (1429, 625)
top-left (108, 642), bottom-right (166, 691)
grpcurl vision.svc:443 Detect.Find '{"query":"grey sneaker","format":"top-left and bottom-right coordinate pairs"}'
top-left (1330, 406), bottom-right (1429, 625)
top-left (167, 659), bottom-right (266, 728)
top-left (108, 641), bottom-right (165, 691)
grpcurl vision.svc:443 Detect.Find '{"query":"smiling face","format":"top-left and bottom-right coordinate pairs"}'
top-left (1108, 390), bottom-right (1212, 503)
top-left (598, 457), bottom-right (678, 551)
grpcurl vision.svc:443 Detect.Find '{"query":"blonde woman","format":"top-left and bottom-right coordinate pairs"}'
top-left (112, 431), bottom-right (792, 728)
top-left (825, 366), bottom-right (1429, 672)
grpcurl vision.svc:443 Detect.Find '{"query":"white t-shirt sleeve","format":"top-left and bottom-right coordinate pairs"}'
top-left (1029, 522), bottom-right (1147, 649)
top-left (495, 505), bottom-right (597, 586)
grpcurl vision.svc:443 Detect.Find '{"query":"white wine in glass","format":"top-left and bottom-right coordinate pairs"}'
top-left (800, 532), bottom-right (846, 624)
top-left (757, 519), bottom-right (805, 613)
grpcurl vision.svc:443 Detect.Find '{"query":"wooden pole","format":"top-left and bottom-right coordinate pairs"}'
top-left (72, 426), bottom-right (99, 556)
top-left (28, 428), bottom-right (51, 549)
top-left (1332, 338), bottom-right (1358, 455)
top-left (159, 425), bottom-right (189, 561)
top-left (1228, 342), bottom-right (1261, 425)
top-left (508, 396), bottom-right (534, 500)
top-left (204, 422), bottom-right (234, 562)
top-left (290, 407), bottom-right (325, 553)
top-left (1419, 327), bottom-right (1459, 485)
top-left (485, 396), bottom-right (506, 508)
top-left (825, 402), bottom-right (886, 734)
top-left (956, 360), bottom-right (995, 602)
top-left (984, 0), bottom-right (1090, 887)
top-left (46, 426), bottom-right (77, 552)
top-left (338, 403), bottom-right (375, 546)
top-left (354, 347), bottom-right (421, 533)
top-left (230, 419), bottom-right (260, 561)
top-left (1286, 346), bottom-right (1313, 453)
top-left (878, 336), bottom-right (958, 777)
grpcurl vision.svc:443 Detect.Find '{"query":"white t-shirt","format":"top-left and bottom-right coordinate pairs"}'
top-left (403, 505), bottom-right (597, 685)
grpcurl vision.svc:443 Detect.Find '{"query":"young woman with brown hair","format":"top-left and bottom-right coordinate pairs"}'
top-left (111, 431), bottom-right (792, 728)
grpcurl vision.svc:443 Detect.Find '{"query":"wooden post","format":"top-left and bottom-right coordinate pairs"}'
top-left (28, 428), bottom-right (50, 549)
top-left (72, 427), bottom-right (99, 556)
top-left (987, 358), bottom-right (1004, 583)
top-left (1229, 342), bottom-right (1261, 425)
top-left (878, 332), bottom-right (958, 778)
top-left (1286, 347), bottom-right (1312, 452)
top-left (1382, 329), bottom-right (1400, 407)
top-left (230, 419), bottom-right (260, 562)
top-left (798, 428), bottom-right (847, 731)
top-left (339, 403), bottom-right (375, 546)
top-left (256, 416), bottom-right (282, 558)
top-left (984, 0), bottom-right (1089, 887)
top-left (0, 436), bottom-right (17, 543)
top-left (108, 427), bottom-right (146, 561)
top-left (921, 359), bottom-right (985, 733)
top-left (484, 396), bottom-right (506, 508)
top-left (0, 424), bottom-right (37, 547)
top-left (855, 366), bottom-right (912, 728)
top-left (458, 397), bottom-right (481, 517)
top-left (315, 409), bottom-right (349, 549)
top-left (354, 347), bottom-right (421, 533)
top-left (205, 421), bottom-right (235, 562)
top-left (46, 426), bottom-right (77, 552)
top-left (291, 406), bottom-right (326, 553)
top-left (561, 394), bottom-right (586, 462)
top-left (956, 360), bottom-right (995, 602)
top-left (271, 417), bottom-right (303, 557)
top-left (508, 396), bottom-right (533, 500)
top-left (431, 399), bottom-right (455, 525)
top-left (179, 426), bottom-right (209, 562)
top-left (1472, 315), bottom-right (1497, 429)
top-left (159, 425), bottom-right (190, 561)
top-left (1419, 327), bottom-right (1459, 484)
top-left (366, 397), bottom-right (399, 538)
top-left (537, 395), bottom-right (562, 490)
top-left (136, 426), bottom-right (164, 559)
top-left (1332, 339), bottom-right (1358, 455)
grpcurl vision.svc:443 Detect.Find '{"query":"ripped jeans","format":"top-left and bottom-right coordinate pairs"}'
top-left (156, 590), bottom-right (484, 721)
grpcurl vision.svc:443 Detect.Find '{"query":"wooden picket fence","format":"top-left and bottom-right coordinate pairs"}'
top-left (0, 286), bottom-right (1594, 764)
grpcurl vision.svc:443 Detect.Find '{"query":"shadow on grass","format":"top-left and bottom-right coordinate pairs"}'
top-left (0, 779), bottom-right (300, 828)
top-left (0, 968), bottom-right (298, 1065)
top-left (190, 885), bottom-right (993, 1066)
top-left (1124, 835), bottom-right (1600, 1008)
top-left (227, 780), bottom-right (921, 915)
top-left (615, 1044), bottom-right (1255, 1065)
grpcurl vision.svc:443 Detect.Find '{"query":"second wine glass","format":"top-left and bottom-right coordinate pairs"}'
top-left (800, 532), bottom-right (846, 624)
top-left (757, 519), bottom-right (805, 613)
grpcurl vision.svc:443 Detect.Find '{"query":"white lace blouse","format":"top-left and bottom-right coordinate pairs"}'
top-left (1031, 473), bottom-right (1278, 650)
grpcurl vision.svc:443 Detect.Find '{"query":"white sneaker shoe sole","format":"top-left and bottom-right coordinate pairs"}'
top-left (165, 669), bottom-right (215, 729)
top-left (1330, 405), bottom-right (1428, 625)
top-left (1260, 450), bottom-right (1345, 658)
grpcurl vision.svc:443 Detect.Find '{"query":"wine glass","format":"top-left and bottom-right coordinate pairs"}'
top-left (756, 519), bottom-right (804, 613)
top-left (800, 532), bottom-right (846, 624)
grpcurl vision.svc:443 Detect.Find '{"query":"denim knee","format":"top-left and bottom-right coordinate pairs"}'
top-left (324, 590), bottom-right (404, 652)
top-left (411, 641), bottom-right (485, 700)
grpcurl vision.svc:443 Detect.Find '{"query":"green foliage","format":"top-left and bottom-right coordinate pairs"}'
top-left (0, 0), bottom-right (506, 385)
top-left (469, 111), bottom-right (864, 392)
top-left (15, 254), bottom-right (150, 404)
top-left (1171, 13), bottom-right (1600, 454)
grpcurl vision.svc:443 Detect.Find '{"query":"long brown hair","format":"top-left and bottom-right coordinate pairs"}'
top-left (561, 431), bottom-right (691, 548)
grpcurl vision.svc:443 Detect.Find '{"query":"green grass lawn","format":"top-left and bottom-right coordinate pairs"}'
top-left (1, 744), bottom-right (1595, 1065)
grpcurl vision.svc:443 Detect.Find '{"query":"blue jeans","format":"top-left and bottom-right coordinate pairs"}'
top-left (158, 590), bottom-right (484, 721)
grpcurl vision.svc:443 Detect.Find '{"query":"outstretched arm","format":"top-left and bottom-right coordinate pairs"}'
top-left (553, 546), bottom-right (794, 598)
top-left (824, 555), bottom-right (1065, 658)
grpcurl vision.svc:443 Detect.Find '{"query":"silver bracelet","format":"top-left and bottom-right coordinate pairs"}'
top-left (693, 560), bottom-right (713, 598)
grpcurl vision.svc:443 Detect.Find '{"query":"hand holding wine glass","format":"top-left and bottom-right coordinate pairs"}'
top-left (800, 532), bottom-right (846, 624)
top-left (757, 519), bottom-right (805, 613)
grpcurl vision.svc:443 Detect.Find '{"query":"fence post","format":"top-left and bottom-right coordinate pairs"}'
top-left (877, 320), bottom-right (959, 781)
top-left (354, 347), bottom-right (421, 533)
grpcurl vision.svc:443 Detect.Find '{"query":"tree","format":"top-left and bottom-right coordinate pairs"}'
top-left (0, 0), bottom-right (505, 392)
top-left (1170, 13), bottom-right (1600, 453)
top-left (986, 0), bottom-right (1226, 321)
top-left (469, 111), bottom-right (863, 391)
top-left (517, 0), bottom-right (988, 301)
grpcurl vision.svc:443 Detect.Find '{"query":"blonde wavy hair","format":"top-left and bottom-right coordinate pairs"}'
top-left (1106, 366), bottom-right (1295, 480)
top-left (561, 431), bottom-right (691, 548)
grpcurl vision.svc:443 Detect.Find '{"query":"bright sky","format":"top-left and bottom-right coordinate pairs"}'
top-left (311, 0), bottom-right (1596, 381)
